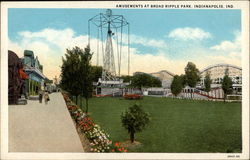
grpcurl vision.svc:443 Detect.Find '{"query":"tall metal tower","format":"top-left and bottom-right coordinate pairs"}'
top-left (88, 9), bottom-right (130, 81)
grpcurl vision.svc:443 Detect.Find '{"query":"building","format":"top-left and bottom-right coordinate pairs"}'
top-left (22, 50), bottom-right (46, 96)
top-left (144, 63), bottom-right (242, 100)
top-left (199, 63), bottom-right (242, 95)
top-left (150, 70), bottom-right (175, 89)
top-left (8, 50), bottom-right (29, 104)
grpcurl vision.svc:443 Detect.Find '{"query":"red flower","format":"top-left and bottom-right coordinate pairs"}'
top-left (115, 142), bottom-right (119, 147)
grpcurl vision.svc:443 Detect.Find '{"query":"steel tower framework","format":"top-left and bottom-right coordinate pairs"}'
top-left (88, 9), bottom-right (130, 81)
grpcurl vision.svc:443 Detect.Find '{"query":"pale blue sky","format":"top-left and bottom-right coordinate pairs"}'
top-left (8, 9), bottom-right (241, 78)
top-left (9, 9), bottom-right (240, 43)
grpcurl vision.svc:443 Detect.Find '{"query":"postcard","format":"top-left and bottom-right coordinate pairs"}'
top-left (1, 1), bottom-right (249, 160)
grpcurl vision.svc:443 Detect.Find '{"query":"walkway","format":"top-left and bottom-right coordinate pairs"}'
top-left (9, 92), bottom-right (84, 152)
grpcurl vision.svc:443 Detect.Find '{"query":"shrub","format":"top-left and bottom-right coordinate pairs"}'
top-left (121, 104), bottom-right (150, 143)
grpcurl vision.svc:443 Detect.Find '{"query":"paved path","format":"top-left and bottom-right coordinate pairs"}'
top-left (9, 92), bottom-right (84, 152)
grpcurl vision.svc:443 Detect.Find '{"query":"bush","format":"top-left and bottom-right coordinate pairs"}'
top-left (121, 104), bottom-right (150, 143)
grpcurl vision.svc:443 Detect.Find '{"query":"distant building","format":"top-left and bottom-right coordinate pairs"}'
top-left (22, 50), bottom-right (46, 96)
top-left (150, 70), bottom-right (175, 89)
top-left (199, 63), bottom-right (242, 95)
top-left (142, 63), bottom-right (242, 99)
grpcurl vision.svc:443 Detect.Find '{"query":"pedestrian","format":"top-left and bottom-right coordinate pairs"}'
top-left (44, 91), bottom-right (50, 105)
top-left (38, 89), bottom-right (43, 103)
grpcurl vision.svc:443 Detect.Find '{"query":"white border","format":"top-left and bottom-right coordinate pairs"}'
top-left (1, 1), bottom-right (249, 160)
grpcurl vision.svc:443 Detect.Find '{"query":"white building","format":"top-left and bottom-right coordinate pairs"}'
top-left (199, 63), bottom-right (242, 95)
top-left (150, 70), bottom-right (175, 89)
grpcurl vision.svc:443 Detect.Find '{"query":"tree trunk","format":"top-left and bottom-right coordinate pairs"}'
top-left (85, 98), bottom-right (89, 114)
top-left (130, 131), bottom-right (135, 143)
top-left (75, 95), bottom-right (78, 106)
top-left (224, 93), bottom-right (226, 103)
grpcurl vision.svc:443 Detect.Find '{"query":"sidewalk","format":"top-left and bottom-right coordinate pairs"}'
top-left (9, 92), bottom-right (84, 152)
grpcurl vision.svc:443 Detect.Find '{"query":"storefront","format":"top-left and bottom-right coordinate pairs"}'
top-left (23, 50), bottom-right (46, 96)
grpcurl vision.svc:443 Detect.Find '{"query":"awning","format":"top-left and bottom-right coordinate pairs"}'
top-left (19, 68), bottom-right (29, 79)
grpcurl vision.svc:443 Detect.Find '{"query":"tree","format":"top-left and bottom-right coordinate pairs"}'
top-left (171, 75), bottom-right (183, 97)
top-left (91, 66), bottom-right (102, 82)
top-left (120, 75), bottom-right (132, 83)
top-left (121, 104), bottom-right (150, 143)
top-left (179, 74), bottom-right (187, 87)
top-left (81, 45), bottom-right (93, 113)
top-left (131, 73), bottom-right (161, 90)
top-left (60, 46), bottom-right (85, 105)
top-left (222, 68), bottom-right (233, 102)
top-left (204, 71), bottom-right (212, 94)
top-left (150, 76), bottom-right (162, 87)
top-left (60, 45), bottom-right (93, 113)
top-left (184, 62), bottom-right (200, 98)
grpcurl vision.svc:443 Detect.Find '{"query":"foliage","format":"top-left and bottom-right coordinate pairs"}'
top-left (60, 46), bottom-right (85, 103)
top-left (91, 66), bottom-right (103, 82)
top-left (121, 104), bottom-right (150, 143)
top-left (171, 75), bottom-right (184, 97)
top-left (120, 75), bottom-right (132, 83)
top-left (67, 105), bottom-right (77, 112)
top-left (88, 124), bottom-right (112, 152)
top-left (204, 72), bottom-right (212, 93)
top-left (131, 73), bottom-right (161, 89)
top-left (81, 46), bottom-right (93, 113)
top-left (62, 92), bottom-right (112, 153)
top-left (124, 94), bottom-right (143, 100)
top-left (222, 68), bottom-right (233, 102)
top-left (184, 62), bottom-right (200, 88)
top-left (78, 116), bottom-right (94, 132)
top-left (112, 142), bottom-right (128, 152)
top-left (60, 45), bottom-right (93, 113)
top-left (179, 74), bottom-right (187, 87)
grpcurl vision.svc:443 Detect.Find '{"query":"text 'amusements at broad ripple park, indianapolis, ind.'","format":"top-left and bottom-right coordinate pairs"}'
top-left (116, 4), bottom-right (233, 9)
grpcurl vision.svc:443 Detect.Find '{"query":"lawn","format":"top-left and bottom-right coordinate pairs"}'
top-left (84, 96), bottom-right (241, 153)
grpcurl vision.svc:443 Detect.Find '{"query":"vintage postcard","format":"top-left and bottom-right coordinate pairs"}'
top-left (1, 1), bottom-right (249, 160)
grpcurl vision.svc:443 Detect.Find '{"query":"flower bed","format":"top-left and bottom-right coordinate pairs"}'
top-left (124, 94), bottom-right (143, 100)
top-left (112, 142), bottom-right (128, 152)
top-left (62, 92), bottom-right (128, 153)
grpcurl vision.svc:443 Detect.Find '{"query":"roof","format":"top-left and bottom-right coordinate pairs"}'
top-left (150, 70), bottom-right (175, 77)
top-left (200, 63), bottom-right (242, 74)
top-left (24, 65), bottom-right (46, 79)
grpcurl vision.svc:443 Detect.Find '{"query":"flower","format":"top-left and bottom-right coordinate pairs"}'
top-left (64, 94), bottom-right (112, 153)
top-left (115, 142), bottom-right (119, 147)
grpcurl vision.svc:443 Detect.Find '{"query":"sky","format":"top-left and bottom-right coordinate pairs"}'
top-left (8, 9), bottom-right (241, 80)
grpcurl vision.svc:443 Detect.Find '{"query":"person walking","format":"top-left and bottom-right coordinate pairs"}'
top-left (38, 89), bottom-right (43, 103)
top-left (44, 91), bottom-right (50, 105)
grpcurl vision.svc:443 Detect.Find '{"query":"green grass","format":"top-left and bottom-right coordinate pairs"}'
top-left (84, 96), bottom-right (241, 153)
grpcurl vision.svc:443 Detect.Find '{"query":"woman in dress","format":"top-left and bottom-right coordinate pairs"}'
top-left (44, 91), bottom-right (50, 105)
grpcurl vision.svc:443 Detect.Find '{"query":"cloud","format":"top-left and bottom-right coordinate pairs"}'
top-left (8, 28), bottom-right (241, 80)
top-left (9, 28), bottom-right (89, 80)
top-left (210, 31), bottom-right (241, 52)
top-left (130, 34), bottom-right (167, 49)
top-left (168, 27), bottom-right (212, 41)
